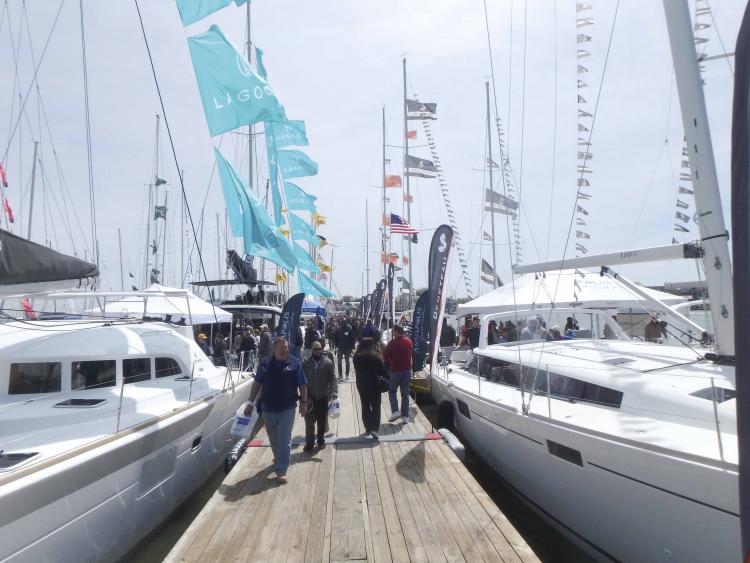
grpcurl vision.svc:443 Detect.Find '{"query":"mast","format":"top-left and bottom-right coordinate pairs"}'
top-left (663, 0), bottom-right (734, 357)
top-left (365, 198), bottom-right (370, 291)
top-left (382, 106), bottom-right (387, 281)
top-left (26, 141), bottom-right (39, 240)
top-left (403, 57), bottom-right (412, 308)
top-left (216, 212), bottom-right (221, 279)
top-left (486, 80), bottom-right (497, 288)
top-left (161, 191), bottom-right (168, 284)
top-left (118, 228), bottom-right (124, 291)
top-left (180, 169), bottom-right (185, 288)
top-left (144, 114), bottom-right (160, 287)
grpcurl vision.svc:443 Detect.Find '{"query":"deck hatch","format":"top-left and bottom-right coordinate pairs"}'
top-left (54, 398), bottom-right (106, 408)
top-left (0, 452), bottom-right (38, 469)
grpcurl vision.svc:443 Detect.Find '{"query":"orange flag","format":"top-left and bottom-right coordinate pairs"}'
top-left (407, 130), bottom-right (417, 140)
top-left (384, 175), bottom-right (402, 188)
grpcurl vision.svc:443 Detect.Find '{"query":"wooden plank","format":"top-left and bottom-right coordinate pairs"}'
top-left (303, 446), bottom-right (333, 563)
top-left (426, 441), bottom-right (527, 563)
top-left (392, 439), bottom-right (464, 562)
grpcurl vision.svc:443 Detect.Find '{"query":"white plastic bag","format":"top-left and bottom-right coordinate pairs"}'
top-left (230, 402), bottom-right (259, 439)
top-left (328, 398), bottom-right (340, 419)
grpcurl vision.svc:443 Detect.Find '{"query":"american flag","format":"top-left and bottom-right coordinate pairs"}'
top-left (390, 213), bottom-right (417, 235)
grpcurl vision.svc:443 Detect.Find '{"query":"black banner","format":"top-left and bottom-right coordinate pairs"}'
top-left (363, 294), bottom-right (371, 321)
top-left (427, 225), bottom-right (453, 371)
top-left (411, 291), bottom-right (430, 372)
top-left (372, 278), bottom-right (387, 330)
top-left (276, 293), bottom-right (304, 341)
top-left (387, 263), bottom-right (395, 328)
top-left (732, 3), bottom-right (750, 556)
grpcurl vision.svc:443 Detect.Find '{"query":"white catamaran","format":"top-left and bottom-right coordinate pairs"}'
top-left (431, 2), bottom-right (740, 561)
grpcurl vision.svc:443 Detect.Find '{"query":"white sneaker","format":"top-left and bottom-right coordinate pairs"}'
top-left (401, 416), bottom-right (409, 424)
top-left (388, 411), bottom-right (400, 422)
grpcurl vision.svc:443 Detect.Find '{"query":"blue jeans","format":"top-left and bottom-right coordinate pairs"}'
top-left (263, 406), bottom-right (296, 474)
top-left (388, 370), bottom-right (411, 417)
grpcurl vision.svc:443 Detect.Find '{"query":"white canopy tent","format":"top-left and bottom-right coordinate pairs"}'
top-left (458, 270), bottom-right (686, 316)
top-left (94, 284), bottom-right (232, 324)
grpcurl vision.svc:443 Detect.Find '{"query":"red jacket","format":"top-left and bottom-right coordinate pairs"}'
top-left (383, 335), bottom-right (413, 373)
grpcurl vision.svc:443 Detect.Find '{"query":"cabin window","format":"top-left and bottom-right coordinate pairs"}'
top-left (8, 362), bottom-right (61, 394)
top-left (123, 358), bottom-right (152, 384)
top-left (690, 387), bottom-right (736, 403)
top-left (155, 357), bottom-right (181, 378)
top-left (72, 360), bottom-right (116, 390)
top-left (547, 440), bottom-right (583, 467)
top-left (476, 357), bottom-right (622, 408)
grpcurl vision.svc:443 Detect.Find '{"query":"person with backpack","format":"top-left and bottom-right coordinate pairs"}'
top-left (352, 338), bottom-right (388, 439)
top-left (336, 316), bottom-right (356, 380)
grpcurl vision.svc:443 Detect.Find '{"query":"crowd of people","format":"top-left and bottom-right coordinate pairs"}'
top-left (447, 314), bottom-right (581, 347)
top-left (239, 311), bottom-right (415, 484)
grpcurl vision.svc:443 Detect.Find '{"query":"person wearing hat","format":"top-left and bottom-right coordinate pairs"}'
top-left (302, 341), bottom-right (337, 451)
top-left (196, 333), bottom-right (210, 356)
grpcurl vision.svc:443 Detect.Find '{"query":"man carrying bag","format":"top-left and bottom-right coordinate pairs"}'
top-left (302, 341), bottom-right (338, 450)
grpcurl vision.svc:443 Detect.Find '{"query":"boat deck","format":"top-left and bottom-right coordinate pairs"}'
top-left (166, 376), bottom-right (538, 562)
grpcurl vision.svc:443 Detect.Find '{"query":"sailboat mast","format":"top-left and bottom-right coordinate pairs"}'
top-left (382, 106), bottom-right (387, 281)
top-left (486, 80), bottom-right (497, 288)
top-left (153, 113), bottom-right (161, 284)
top-left (365, 198), bottom-right (370, 291)
top-left (663, 0), bottom-right (734, 357)
top-left (118, 228), bottom-right (124, 291)
top-left (403, 57), bottom-right (412, 308)
top-left (26, 141), bottom-right (39, 241)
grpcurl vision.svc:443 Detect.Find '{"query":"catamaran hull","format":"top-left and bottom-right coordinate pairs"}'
top-left (431, 375), bottom-right (740, 563)
top-left (0, 380), bottom-right (250, 563)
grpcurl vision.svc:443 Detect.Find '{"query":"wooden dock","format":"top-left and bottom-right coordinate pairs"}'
top-left (166, 376), bottom-right (539, 563)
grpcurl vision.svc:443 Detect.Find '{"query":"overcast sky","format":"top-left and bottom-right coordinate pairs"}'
top-left (0, 0), bottom-right (742, 300)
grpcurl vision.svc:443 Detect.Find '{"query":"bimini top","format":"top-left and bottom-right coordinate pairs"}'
top-left (458, 269), bottom-right (685, 315)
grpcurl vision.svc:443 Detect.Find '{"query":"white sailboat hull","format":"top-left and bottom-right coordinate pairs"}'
top-left (431, 374), bottom-right (740, 562)
top-left (0, 379), bottom-right (250, 563)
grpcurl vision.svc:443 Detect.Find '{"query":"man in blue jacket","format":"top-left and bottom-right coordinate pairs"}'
top-left (244, 337), bottom-right (308, 483)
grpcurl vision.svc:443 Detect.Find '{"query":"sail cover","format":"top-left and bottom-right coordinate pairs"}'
top-left (0, 230), bottom-right (99, 295)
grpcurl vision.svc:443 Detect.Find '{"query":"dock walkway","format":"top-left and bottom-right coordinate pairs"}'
top-left (166, 375), bottom-right (538, 562)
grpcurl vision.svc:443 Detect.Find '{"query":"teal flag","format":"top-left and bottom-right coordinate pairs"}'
top-left (177, 0), bottom-right (250, 26)
top-left (284, 182), bottom-right (317, 212)
top-left (267, 120), bottom-right (308, 149)
top-left (255, 46), bottom-right (267, 80)
top-left (289, 212), bottom-right (319, 246)
top-left (265, 125), bottom-right (286, 228)
top-left (188, 25), bottom-right (286, 136)
top-left (293, 242), bottom-right (321, 274)
top-left (278, 149), bottom-right (318, 178)
top-left (214, 148), bottom-right (297, 272)
top-left (299, 270), bottom-right (334, 298)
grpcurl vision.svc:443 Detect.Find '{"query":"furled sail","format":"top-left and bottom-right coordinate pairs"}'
top-left (0, 230), bottom-right (99, 295)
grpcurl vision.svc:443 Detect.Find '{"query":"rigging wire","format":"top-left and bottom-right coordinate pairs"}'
top-left (516, 0), bottom-right (528, 261)
top-left (706, 0), bottom-right (734, 76)
top-left (133, 0), bottom-right (216, 323)
top-left (1, 0), bottom-right (64, 167)
top-left (79, 0), bottom-right (97, 264)
top-left (545, 0), bottom-right (558, 261)
top-left (483, 0), bottom-right (523, 375)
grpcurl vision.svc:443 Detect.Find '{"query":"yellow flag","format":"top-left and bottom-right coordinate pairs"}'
top-left (275, 271), bottom-right (287, 284)
top-left (313, 212), bottom-right (327, 227)
top-left (280, 226), bottom-right (290, 236)
top-left (317, 260), bottom-right (333, 273)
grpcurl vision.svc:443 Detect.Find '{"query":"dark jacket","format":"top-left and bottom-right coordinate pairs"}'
top-left (440, 324), bottom-right (456, 347)
top-left (304, 327), bottom-right (321, 349)
top-left (258, 331), bottom-right (272, 360)
top-left (353, 352), bottom-right (388, 394)
top-left (239, 333), bottom-right (256, 352)
top-left (302, 355), bottom-right (338, 399)
top-left (337, 322), bottom-right (356, 352)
